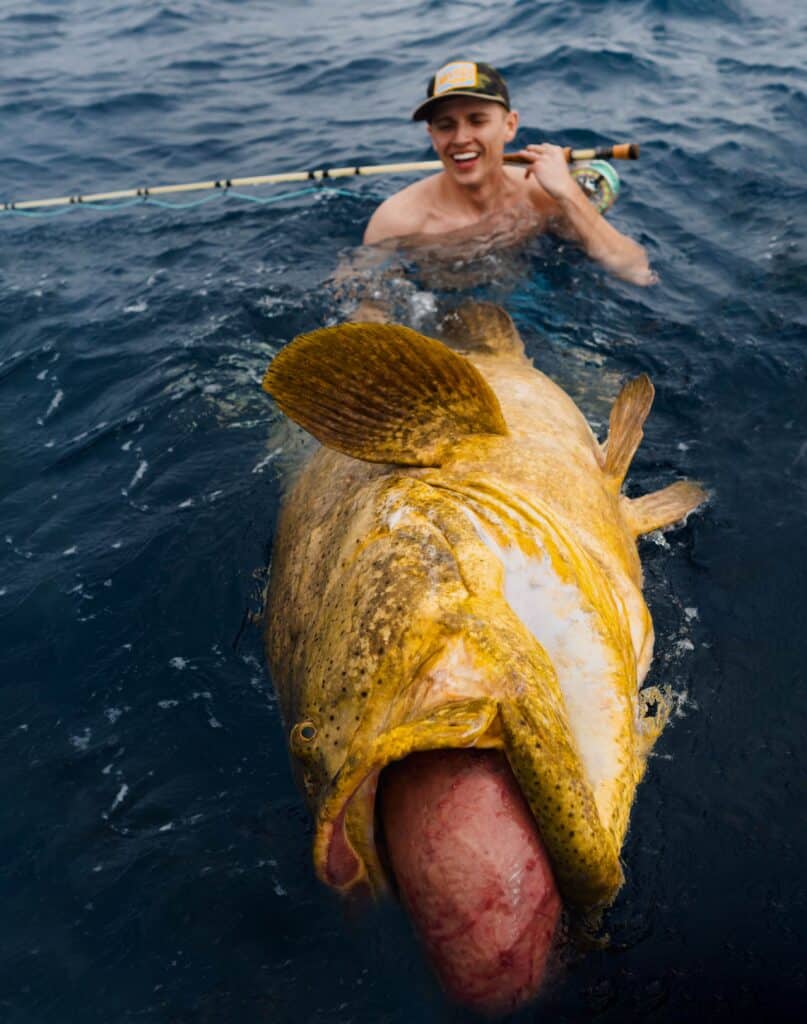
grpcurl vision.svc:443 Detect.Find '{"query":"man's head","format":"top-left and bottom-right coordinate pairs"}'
top-left (414, 62), bottom-right (518, 187)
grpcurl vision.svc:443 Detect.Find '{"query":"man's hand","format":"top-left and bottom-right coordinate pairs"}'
top-left (517, 143), bottom-right (577, 201)
top-left (518, 142), bottom-right (657, 287)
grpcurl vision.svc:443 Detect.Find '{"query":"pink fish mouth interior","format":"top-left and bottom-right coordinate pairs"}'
top-left (324, 806), bottom-right (362, 888)
top-left (378, 748), bottom-right (562, 1017)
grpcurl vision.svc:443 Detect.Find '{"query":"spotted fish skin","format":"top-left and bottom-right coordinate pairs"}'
top-left (263, 302), bottom-right (706, 909)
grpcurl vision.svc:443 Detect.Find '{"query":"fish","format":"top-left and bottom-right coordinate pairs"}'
top-left (261, 302), bottom-right (706, 1015)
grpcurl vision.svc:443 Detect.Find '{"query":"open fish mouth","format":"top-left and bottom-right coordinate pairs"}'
top-left (379, 748), bottom-right (562, 1017)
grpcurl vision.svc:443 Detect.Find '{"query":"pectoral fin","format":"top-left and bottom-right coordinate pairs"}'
top-left (603, 374), bottom-right (655, 487)
top-left (623, 480), bottom-right (708, 535)
top-left (263, 322), bottom-right (508, 466)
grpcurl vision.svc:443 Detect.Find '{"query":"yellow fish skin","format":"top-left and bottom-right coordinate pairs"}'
top-left (262, 302), bottom-right (706, 913)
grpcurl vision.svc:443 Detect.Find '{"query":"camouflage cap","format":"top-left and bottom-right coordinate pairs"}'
top-left (412, 61), bottom-right (510, 122)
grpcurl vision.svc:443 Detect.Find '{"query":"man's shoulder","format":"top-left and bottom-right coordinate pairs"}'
top-left (363, 176), bottom-right (438, 245)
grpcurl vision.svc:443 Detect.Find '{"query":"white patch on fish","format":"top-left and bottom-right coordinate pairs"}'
top-left (462, 508), bottom-right (626, 823)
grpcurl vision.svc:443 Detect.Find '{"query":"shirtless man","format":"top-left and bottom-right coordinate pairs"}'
top-left (362, 60), bottom-right (655, 287)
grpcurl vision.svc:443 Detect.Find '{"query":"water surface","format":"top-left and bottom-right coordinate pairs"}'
top-left (1, 1), bottom-right (805, 1021)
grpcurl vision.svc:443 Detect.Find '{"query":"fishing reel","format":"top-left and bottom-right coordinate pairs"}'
top-left (570, 159), bottom-right (621, 214)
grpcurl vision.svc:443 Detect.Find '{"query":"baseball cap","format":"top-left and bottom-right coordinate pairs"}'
top-left (412, 61), bottom-right (510, 122)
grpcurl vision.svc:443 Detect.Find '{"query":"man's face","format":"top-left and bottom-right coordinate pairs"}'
top-left (427, 97), bottom-right (518, 186)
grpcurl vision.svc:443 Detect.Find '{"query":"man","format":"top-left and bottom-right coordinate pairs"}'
top-left (362, 60), bottom-right (655, 287)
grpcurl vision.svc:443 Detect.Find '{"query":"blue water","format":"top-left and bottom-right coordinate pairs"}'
top-left (1, 1), bottom-right (805, 1021)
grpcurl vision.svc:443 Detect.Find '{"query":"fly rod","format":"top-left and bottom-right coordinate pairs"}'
top-left (2, 143), bottom-right (639, 212)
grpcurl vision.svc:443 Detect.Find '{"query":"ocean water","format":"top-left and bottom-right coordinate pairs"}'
top-left (1, 1), bottom-right (805, 1021)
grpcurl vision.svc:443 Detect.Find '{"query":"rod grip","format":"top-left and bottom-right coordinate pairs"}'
top-left (504, 144), bottom-right (640, 164)
top-left (565, 144), bottom-right (640, 162)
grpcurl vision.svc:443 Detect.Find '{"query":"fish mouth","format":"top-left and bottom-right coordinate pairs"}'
top-left (311, 679), bottom-right (622, 1012)
top-left (378, 748), bottom-right (562, 1017)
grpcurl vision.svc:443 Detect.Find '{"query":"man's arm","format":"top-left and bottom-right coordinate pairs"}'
top-left (519, 143), bottom-right (657, 286)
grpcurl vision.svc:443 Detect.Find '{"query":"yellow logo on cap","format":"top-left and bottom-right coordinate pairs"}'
top-left (434, 61), bottom-right (478, 97)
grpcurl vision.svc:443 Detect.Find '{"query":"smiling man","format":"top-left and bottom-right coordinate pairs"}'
top-left (363, 60), bottom-right (655, 286)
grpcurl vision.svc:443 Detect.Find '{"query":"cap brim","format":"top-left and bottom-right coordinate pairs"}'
top-left (411, 92), bottom-right (509, 122)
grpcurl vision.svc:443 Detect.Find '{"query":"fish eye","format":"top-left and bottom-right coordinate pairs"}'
top-left (292, 720), bottom-right (318, 744)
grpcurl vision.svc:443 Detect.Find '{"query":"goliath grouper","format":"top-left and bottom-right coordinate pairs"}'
top-left (261, 303), bottom-right (705, 1015)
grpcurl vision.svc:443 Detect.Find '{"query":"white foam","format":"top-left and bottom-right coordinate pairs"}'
top-left (124, 300), bottom-right (148, 314)
top-left (44, 389), bottom-right (64, 419)
top-left (70, 728), bottom-right (91, 751)
top-left (463, 508), bottom-right (625, 816)
top-left (169, 657), bottom-right (188, 670)
top-left (110, 784), bottom-right (128, 812)
top-left (128, 460), bottom-right (148, 490)
top-left (252, 446), bottom-right (283, 474)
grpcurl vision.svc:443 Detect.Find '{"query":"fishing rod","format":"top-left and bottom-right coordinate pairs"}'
top-left (2, 143), bottom-right (639, 212)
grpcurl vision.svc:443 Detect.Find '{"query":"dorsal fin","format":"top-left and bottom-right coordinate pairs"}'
top-left (440, 301), bottom-right (526, 357)
top-left (262, 322), bottom-right (508, 467)
top-left (603, 374), bottom-right (654, 486)
top-left (623, 480), bottom-right (708, 536)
